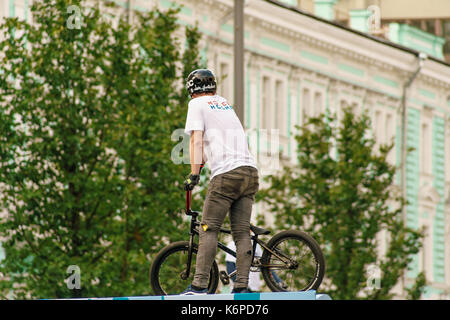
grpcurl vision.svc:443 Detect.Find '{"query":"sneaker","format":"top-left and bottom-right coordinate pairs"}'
top-left (180, 284), bottom-right (208, 295)
top-left (231, 287), bottom-right (252, 294)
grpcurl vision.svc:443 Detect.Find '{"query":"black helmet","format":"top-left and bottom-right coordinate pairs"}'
top-left (186, 69), bottom-right (217, 97)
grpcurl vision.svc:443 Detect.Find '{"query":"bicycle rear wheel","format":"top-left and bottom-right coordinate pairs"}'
top-left (150, 241), bottom-right (219, 295)
top-left (261, 230), bottom-right (325, 292)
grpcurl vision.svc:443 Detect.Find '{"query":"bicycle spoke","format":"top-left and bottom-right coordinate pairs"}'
top-left (159, 252), bottom-right (190, 294)
top-left (151, 242), bottom-right (219, 296)
top-left (264, 236), bottom-right (320, 291)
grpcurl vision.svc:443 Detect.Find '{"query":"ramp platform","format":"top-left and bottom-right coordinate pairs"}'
top-left (62, 290), bottom-right (331, 300)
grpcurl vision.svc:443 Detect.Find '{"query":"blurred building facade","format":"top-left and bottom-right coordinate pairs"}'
top-left (280, 0), bottom-right (450, 63)
top-left (1, 0), bottom-right (450, 299)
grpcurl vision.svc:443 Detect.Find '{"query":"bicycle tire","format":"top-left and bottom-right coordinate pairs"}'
top-left (150, 241), bottom-right (219, 295)
top-left (260, 230), bottom-right (325, 292)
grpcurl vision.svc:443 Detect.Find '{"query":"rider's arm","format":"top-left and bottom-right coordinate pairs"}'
top-left (190, 130), bottom-right (204, 175)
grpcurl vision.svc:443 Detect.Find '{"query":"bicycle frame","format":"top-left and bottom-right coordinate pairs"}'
top-left (184, 187), bottom-right (295, 281)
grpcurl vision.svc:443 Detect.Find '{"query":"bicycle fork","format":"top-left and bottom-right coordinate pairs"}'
top-left (182, 232), bottom-right (195, 280)
top-left (182, 188), bottom-right (198, 280)
top-left (182, 209), bottom-right (199, 280)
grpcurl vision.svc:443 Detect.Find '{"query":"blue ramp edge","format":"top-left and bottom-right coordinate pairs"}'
top-left (57, 290), bottom-right (331, 300)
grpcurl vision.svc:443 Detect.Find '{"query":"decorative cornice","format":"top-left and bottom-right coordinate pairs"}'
top-left (418, 73), bottom-right (450, 90)
top-left (245, 7), bottom-right (399, 74)
top-left (191, 0), bottom-right (450, 101)
top-left (218, 0), bottom-right (449, 82)
top-left (418, 183), bottom-right (441, 206)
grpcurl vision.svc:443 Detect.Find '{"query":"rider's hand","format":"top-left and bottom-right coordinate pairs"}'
top-left (184, 174), bottom-right (200, 191)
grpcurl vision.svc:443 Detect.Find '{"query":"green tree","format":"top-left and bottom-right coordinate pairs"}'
top-left (0, 0), bottom-right (202, 298)
top-left (257, 107), bottom-right (425, 299)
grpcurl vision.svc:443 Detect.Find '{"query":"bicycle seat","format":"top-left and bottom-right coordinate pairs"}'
top-left (250, 225), bottom-right (270, 236)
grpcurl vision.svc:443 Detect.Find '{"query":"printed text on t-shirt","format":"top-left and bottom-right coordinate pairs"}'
top-left (207, 100), bottom-right (233, 110)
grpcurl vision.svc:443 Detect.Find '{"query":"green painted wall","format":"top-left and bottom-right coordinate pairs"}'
top-left (338, 63), bottom-right (365, 77)
top-left (388, 23), bottom-right (446, 60)
top-left (405, 108), bottom-right (420, 278)
top-left (419, 88), bottom-right (436, 100)
top-left (260, 37), bottom-right (291, 53)
top-left (300, 50), bottom-right (329, 65)
top-left (160, 0), bottom-right (193, 16)
top-left (432, 116), bottom-right (445, 283)
top-left (373, 75), bottom-right (399, 88)
top-left (25, 0), bottom-right (29, 21)
top-left (314, 0), bottom-right (337, 21)
top-left (422, 285), bottom-right (446, 299)
top-left (395, 123), bottom-right (402, 185)
top-left (279, 0), bottom-right (297, 5)
top-left (349, 9), bottom-right (371, 33)
top-left (9, 0), bottom-right (14, 17)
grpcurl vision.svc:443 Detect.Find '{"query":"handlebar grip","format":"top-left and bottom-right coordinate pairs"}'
top-left (185, 163), bottom-right (204, 212)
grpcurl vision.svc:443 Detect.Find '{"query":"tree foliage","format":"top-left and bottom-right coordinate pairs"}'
top-left (256, 108), bottom-right (426, 299)
top-left (0, 0), bottom-right (202, 298)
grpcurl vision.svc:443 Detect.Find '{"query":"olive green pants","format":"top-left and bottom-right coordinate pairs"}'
top-left (192, 165), bottom-right (259, 290)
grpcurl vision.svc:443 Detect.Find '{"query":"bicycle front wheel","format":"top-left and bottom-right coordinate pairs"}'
top-left (261, 230), bottom-right (325, 292)
top-left (150, 241), bottom-right (219, 296)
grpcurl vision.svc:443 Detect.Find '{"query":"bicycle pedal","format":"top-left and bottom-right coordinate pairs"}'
top-left (219, 271), bottom-right (230, 285)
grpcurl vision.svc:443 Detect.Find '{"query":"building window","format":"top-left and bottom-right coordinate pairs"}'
top-left (385, 113), bottom-right (393, 142)
top-left (410, 20), bottom-right (422, 30)
top-left (385, 112), bottom-right (395, 164)
top-left (444, 42), bottom-right (450, 56)
top-left (425, 20), bottom-right (436, 34)
top-left (421, 122), bottom-right (431, 174)
top-left (313, 92), bottom-right (323, 117)
top-left (339, 99), bottom-right (351, 123)
top-left (373, 109), bottom-right (383, 150)
top-left (348, 102), bottom-right (359, 116)
top-left (444, 20), bottom-right (450, 35)
top-left (420, 221), bottom-right (433, 283)
top-left (262, 76), bottom-right (271, 130)
top-left (275, 80), bottom-right (285, 133)
top-left (301, 88), bottom-right (311, 124)
top-left (219, 62), bottom-right (230, 99)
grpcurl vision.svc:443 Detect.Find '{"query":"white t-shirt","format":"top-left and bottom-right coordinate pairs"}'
top-left (184, 94), bottom-right (257, 179)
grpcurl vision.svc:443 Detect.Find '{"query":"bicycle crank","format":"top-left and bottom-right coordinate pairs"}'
top-left (180, 270), bottom-right (189, 280)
